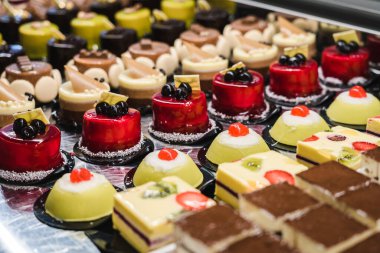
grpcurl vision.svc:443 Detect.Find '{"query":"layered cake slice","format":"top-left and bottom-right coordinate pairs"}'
top-left (239, 183), bottom-right (318, 232)
top-left (113, 176), bottom-right (214, 252)
top-left (367, 115), bottom-right (380, 137)
top-left (215, 151), bottom-right (307, 208)
top-left (296, 126), bottom-right (380, 169)
top-left (175, 205), bottom-right (257, 253)
top-left (342, 232), bottom-right (380, 253)
top-left (362, 147), bottom-right (380, 181)
top-left (282, 204), bottom-right (373, 253)
top-left (296, 161), bottom-right (371, 205)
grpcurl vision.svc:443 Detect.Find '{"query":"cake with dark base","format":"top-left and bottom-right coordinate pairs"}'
top-left (100, 28), bottom-right (137, 57)
top-left (90, 0), bottom-right (121, 23)
top-left (0, 43), bottom-right (24, 74)
top-left (367, 35), bottom-right (380, 69)
top-left (151, 19), bottom-right (186, 46)
top-left (0, 14), bottom-right (33, 44)
top-left (46, 6), bottom-right (79, 34)
top-left (195, 8), bottom-right (229, 32)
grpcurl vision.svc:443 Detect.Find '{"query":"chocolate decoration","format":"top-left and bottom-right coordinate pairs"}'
top-left (46, 6), bottom-right (79, 34)
top-left (342, 233), bottom-right (380, 253)
top-left (16, 56), bottom-right (33, 72)
top-left (0, 44), bottom-right (24, 74)
top-left (180, 24), bottom-right (220, 47)
top-left (73, 49), bottom-right (116, 73)
top-left (79, 49), bottom-right (109, 59)
top-left (363, 147), bottom-right (380, 162)
top-left (195, 8), bottom-right (229, 32)
top-left (140, 39), bottom-right (152, 50)
top-left (0, 80), bottom-right (24, 102)
top-left (286, 204), bottom-right (368, 247)
top-left (128, 40), bottom-right (170, 62)
top-left (151, 19), bottom-right (186, 46)
top-left (0, 14), bottom-right (33, 44)
top-left (242, 183), bottom-right (318, 218)
top-left (90, 0), bottom-right (121, 23)
top-left (230, 15), bottom-right (268, 34)
top-left (296, 161), bottom-right (370, 196)
top-left (65, 66), bottom-right (109, 93)
top-left (176, 205), bottom-right (253, 246)
top-left (6, 61), bottom-right (52, 85)
top-left (100, 28), bottom-right (137, 56)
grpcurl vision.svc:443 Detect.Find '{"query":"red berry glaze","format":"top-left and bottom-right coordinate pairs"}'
top-left (349, 85), bottom-right (367, 98)
top-left (264, 170), bottom-right (295, 185)
top-left (228, 122), bottom-right (249, 137)
top-left (176, 191), bottom-right (209, 211)
top-left (158, 148), bottom-right (178, 161)
top-left (303, 135), bottom-right (319, 142)
top-left (291, 105), bottom-right (310, 117)
top-left (352, 141), bottom-right (377, 152)
top-left (70, 168), bottom-right (93, 183)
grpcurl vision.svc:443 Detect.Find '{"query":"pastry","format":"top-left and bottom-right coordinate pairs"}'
top-left (0, 80), bottom-right (34, 127)
top-left (326, 86), bottom-right (380, 125)
top-left (100, 27), bottom-right (137, 57)
top-left (282, 204), bottom-right (372, 253)
top-left (367, 116), bottom-right (380, 137)
top-left (133, 148), bottom-right (203, 187)
top-left (118, 58), bottom-right (166, 108)
top-left (342, 233), bottom-right (380, 253)
top-left (223, 15), bottom-right (275, 46)
top-left (240, 183), bottom-right (318, 233)
top-left (67, 49), bottom-right (124, 89)
top-left (113, 176), bottom-right (214, 252)
top-left (296, 126), bottom-right (380, 169)
top-left (195, 0), bottom-right (229, 32)
top-left (59, 66), bottom-right (109, 126)
top-left (0, 108), bottom-right (63, 182)
top-left (175, 205), bottom-right (257, 253)
top-left (3, 55), bottom-right (62, 103)
top-left (122, 38), bottom-right (179, 76)
top-left (151, 9), bottom-right (186, 46)
top-left (161, 0), bottom-right (195, 27)
top-left (320, 30), bottom-right (369, 89)
top-left (211, 62), bottom-right (267, 121)
top-left (115, 4), bottom-right (151, 38)
top-left (46, 1), bottom-right (79, 34)
top-left (318, 23), bottom-right (352, 49)
top-left (367, 35), bottom-right (380, 69)
top-left (19, 21), bottom-right (64, 59)
top-left (90, 0), bottom-right (121, 23)
top-left (267, 12), bottom-right (319, 33)
top-left (362, 147), bottom-right (380, 182)
top-left (79, 91), bottom-right (142, 158)
top-left (181, 42), bottom-right (228, 92)
top-left (71, 11), bottom-right (114, 49)
top-left (206, 122), bottom-right (269, 165)
top-left (47, 35), bottom-right (87, 74)
top-left (269, 105), bottom-right (330, 146)
top-left (0, 43), bottom-right (24, 74)
top-left (215, 150), bottom-right (307, 208)
top-left (45, 168), bottom-right (116, 221)
top-left (174, 24), bottom-right (231, 60)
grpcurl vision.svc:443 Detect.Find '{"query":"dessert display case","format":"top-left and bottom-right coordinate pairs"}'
top-left (0, 0), bottom-right (379, 253)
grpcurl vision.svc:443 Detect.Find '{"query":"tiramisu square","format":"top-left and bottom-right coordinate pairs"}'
top-left (362, 147), bottom-right (380, 182)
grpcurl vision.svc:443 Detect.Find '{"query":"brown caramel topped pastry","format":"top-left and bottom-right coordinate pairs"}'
top-left (128, 39), bottom-right (170, 62)
top-left (73, 49), bottom-right (117, 73)
top-left (180, 24), bottom-right (220, 47)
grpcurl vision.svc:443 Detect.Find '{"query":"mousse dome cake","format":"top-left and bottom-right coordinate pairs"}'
top-left (327, 86), bottom-right (380, 125)
top-left (0, 108), bottom-right (63, 182)
top-left (133, 148), bottom-right (203, 187)
top-left (270, 105), bottom-right (330, 146)
top-left (206, 122), bottom-right (269, 165)
top-left (45, 168), bottom-right (116, 222)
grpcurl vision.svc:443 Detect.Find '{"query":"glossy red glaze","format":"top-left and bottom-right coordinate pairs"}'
top-left (269, 59), bottom-right (320, 98)
top-left (321, 45), bottom-right (369, 83)
top-left (81, 109), bottom-right (141, 153)
top-left (367, 35), bottom-right (380, 65)
top-left (212, 70), bottom-right (265, 116)
top-left (0, 124), bottom-right (63, 172)
top-left (152, 92), bottom-right (209, 134)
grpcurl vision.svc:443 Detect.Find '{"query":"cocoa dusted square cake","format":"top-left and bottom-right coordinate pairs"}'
top-left (239, 183), bottom-right (318, 232)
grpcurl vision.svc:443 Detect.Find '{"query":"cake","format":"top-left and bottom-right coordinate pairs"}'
top-left (71, 12), bottom-right (114, 49)
top-left (151, 9), bottom-right (186, 46)
top-left (211, 62), bottom-right (267, 121)
top-left (4, 56), bottom-right (62, 103)
top-left (175, 205), bottom-right (257, 253)
top-left (206, 122), bottom-right (269, 165)
top-left (181, 42), bottom-right (228, 92)
top-left (122, 38), bottom-right (179, 76)
top-left (90, 0), bottom-right (121, 23)
top-left (317, 23), bottom-right (351, 49)
top-left (46, 1), bottom-right (79, 34)
top-left (133, 148), bottom-right (203, 187)
top-left (240, 183), bottom-right (318, 233)
top-left (267, 12), bottom-right (319, 33)
top-left (150, 75), bottom-right (211, 138)
top-left (269, 105), bottom-right (330, 146)
top-left (367, 34), bottom-right (380, 69)
top-left (342, 233), bottom-right (380, 253)
top-left (115, 4), bottom-right (151, 38)
top-left (195, 0), bottom-right (229, 32)
top-left (67, 49), bottom-right (124, 89)
top-left (58, 66), bottom-right (110, 126)
top-left (161, 0), bottom-right (195, 27)
top-left (174, 24), bottom-right (231, 60)
top-left (113, 176), bottom-right (214, 252)
top-left (320, 30), bottom-right (369, 89)
top-left (79, 92), bottom-right (142, 158)
top-left (118, 58), bottom-right (167, 108)
top-left (296, 161), bottom-right (371, 205)
top-left (0, 43), bottom-right (24, 74)
top-left (223, 15), bottom-right (275, 47)
top-left (326, 86), bottom-right (380, 125)
top-left (362, 147), bottom-right (380, 181)
top-left (367, 116), bottom-right (380, 137)
top-left (296, 126), bottom-right (380, 169)
top-left (100, 28), bottom-right (137, 57)
top-left (0, 80), bottom-right (35, 127)
top-left (45, 168), bottom-right (116, 221)
top-left (0, 108), bottom-right (63, 182)
top-left (215, 150), bottom-right (307, 208)
top-left (282, 204), bottom-right (372, 253)
top-left (19, 21), bottom-right (63, 59)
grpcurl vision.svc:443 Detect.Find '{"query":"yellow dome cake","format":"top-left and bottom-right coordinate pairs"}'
top-left (133, 148), bottom-right (203, 188)
top-left (270, 105), bottom-right (330, 146)
top-left (327, 86), bottom-right (380, 125)
top-left (206, 123), bottom-right (269, 165)
top-left (45, 168), bottom-right (116, 222)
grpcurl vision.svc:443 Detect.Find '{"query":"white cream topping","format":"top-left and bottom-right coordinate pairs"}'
top-left (59, 81), bottom-right (110, 103)
top-left (272, 32), bottom-right (315, 47)
top-left (0, 98), bottom-right (35, 114)
top-left (337, 91), bottom-right (375, 105)
top-left (118, 70), bottom-right (167, 90)
top-left (182, 57), bottom-right (228, 73)
top-left (144, 150), bottom-right (187, 172)
top-left (282, 110), bottom-right (321, 126)
top-left (232, 45), bottom-right (278, 63)
top-left (218, 129), bottom-right (260, 148)
top-left (57, 172), bottom-right (110, 193)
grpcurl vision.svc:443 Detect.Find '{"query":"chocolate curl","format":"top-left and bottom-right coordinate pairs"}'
top-left (124, 58), bottom-right (160, 78)
top-left (65, 66), bottom-right (109, 93)
top-left (183, 41), bottom-right (213, 61)
top-left (237, 35), bottom-right (270, 52)
top-left (0, 80), bottom-right (24, 102)
top-left (278, 16), bottom-right (305, 35)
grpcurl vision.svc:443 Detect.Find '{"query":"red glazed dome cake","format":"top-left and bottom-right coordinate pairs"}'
top-left (0, 108), bottom-right (63, 182)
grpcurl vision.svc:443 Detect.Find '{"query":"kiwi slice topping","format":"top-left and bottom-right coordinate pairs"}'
top-left (241, 157), bottom-right (263, 171)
